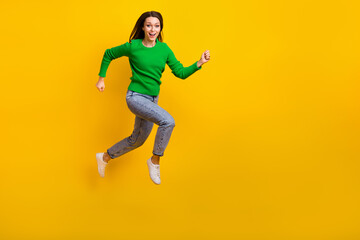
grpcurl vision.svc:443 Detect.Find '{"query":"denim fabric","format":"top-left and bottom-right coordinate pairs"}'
top-left (107, 90), bottom-right (175, 159)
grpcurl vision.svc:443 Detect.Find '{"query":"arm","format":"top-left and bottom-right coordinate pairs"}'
top-left (166, 47), bottom-right (202, 80)
top-left (96, 42), bottom-right (131, 92)
top-left (98, 42), bottom-right (131, 78)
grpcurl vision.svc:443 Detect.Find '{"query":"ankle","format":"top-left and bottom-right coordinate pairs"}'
top-left (151, 155), bottom-right (160, 165)
top-left (103, 152), bottom-right (111, 163)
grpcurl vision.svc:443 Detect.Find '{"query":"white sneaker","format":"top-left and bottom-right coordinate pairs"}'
top-left (147, 158), bottom-right (161, 185)
top-left (96, 153), bottom-right (108, 177)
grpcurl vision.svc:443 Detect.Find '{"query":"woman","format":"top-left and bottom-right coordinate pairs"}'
top-left (95, 11), bottom-right (210, 185)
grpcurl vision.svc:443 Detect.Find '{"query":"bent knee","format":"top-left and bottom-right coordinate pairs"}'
top-left (169, 120), bottom-right (175, 128)
top-left (160, 117), bottom-right (175, 128)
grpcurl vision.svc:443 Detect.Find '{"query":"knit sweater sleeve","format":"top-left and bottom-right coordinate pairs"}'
top-left (98, 42), bottom-right (131, 77)
top-left (166, 44), bottom-right (202, 80)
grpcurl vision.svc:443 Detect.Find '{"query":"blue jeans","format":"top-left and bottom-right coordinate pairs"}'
top-left (107, 90), bottom-right (175, 159)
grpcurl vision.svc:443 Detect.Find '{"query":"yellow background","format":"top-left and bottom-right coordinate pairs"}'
top-left (1, 0), bottom-right (360, 239)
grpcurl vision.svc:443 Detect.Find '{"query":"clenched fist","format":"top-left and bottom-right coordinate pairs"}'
top-left (202, 50), bottom-right (210, 62)
top-left (197, 50), bottom-right (211, 68)
top-left (96, 77), bottom-right (105, 92)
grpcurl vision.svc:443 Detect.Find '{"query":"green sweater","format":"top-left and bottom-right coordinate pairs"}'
top-left (98, 38), bottom-right (202, 96)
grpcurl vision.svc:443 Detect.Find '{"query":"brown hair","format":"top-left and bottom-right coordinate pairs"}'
top-left (129, 11), bottom-right (164, 43)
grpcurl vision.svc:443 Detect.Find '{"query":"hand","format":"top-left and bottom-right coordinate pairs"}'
top-left (96, 77), bottom-right (105, 92)
top-left (200, 50), bottom-right (210, 65)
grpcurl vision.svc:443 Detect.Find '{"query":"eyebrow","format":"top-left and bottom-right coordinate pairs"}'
top-left (146, 22), bottom-right (160, 24)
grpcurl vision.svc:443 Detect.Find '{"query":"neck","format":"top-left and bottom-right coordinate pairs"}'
top-left (142, 38), bottom-right (156, 47)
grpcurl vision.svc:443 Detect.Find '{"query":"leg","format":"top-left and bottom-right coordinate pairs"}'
top-left (105, 115), bottom-right (154, 161)
top-left (126, 94), bottom-right (175, 159)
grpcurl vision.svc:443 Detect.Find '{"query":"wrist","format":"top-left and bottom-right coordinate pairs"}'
top-left (197, 60), bottom-right (203, 68)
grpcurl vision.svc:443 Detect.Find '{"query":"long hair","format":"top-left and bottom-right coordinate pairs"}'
top-left (129, 11), bottom-right (164, 43)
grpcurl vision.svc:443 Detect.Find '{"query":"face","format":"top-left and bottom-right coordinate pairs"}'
top-left (142, 17), bottom-right (161, 41)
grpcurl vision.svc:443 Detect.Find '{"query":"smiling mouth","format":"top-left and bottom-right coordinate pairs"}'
top-left (149, 33), bottom-right (156, 37)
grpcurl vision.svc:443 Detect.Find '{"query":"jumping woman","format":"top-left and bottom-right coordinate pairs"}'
top-left (95, 11), bottom-right (210, 185)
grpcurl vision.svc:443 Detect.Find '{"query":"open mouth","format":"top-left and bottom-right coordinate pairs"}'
top-left (149, 33), bottom-right (156, 37)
